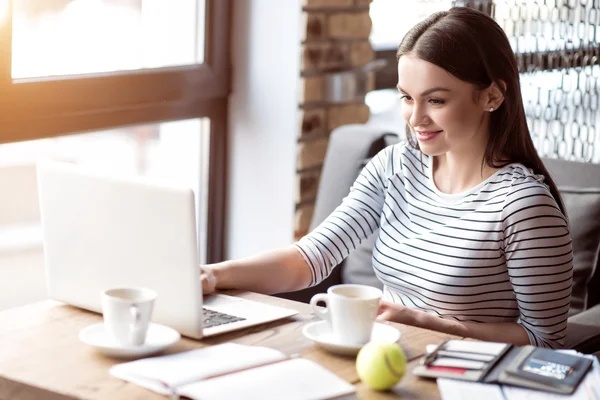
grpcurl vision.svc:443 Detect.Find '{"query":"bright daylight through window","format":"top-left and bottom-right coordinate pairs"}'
top-left (11, 0), bottom-right (205, 78)
top-left (0, 0), bottom-right (229, 312)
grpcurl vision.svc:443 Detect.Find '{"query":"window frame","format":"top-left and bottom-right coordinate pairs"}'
top-left (0, 0), bottom-right (230, 263)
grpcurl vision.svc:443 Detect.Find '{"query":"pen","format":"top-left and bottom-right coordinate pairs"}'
top-left (422, 339), bottom-right (449, 366)
top-left (436, 350), bottom-right (496, 362)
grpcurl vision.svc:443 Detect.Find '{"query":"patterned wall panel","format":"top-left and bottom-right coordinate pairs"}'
top-left (477, 0), bottom-right (600, 162)
top-left (453, 1), bottom-right (600, 161)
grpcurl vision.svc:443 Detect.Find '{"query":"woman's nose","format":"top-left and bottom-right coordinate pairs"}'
top-left (409, 105), bottom-right (428, 127)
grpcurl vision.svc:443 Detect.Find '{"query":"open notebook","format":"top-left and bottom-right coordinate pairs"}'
top-left (110, 343), bottom-right (356, 400)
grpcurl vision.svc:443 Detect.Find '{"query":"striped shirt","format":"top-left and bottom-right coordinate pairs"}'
top-left (294, 143), bottom-right (573, 349)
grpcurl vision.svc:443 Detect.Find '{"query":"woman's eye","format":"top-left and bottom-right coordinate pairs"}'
top-left (429, 99), bottom-right (445, 105)
top-left (400, 95), bottom-right (413, 102)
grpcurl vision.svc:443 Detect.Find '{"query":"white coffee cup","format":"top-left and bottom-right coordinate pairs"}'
top-left (310, 284), bottom-right (382, 346)
top-left (101, 287), bottom-right (156, 347)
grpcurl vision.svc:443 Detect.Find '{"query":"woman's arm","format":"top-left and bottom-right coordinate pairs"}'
top-left (501, 183), bottom-right (573, 348)
top-left (201, 246), bottom-right (312, 294)
top-left (378, 302), bottom-right (530, 345)
top-left (201, 146), bottom-right (397, 295)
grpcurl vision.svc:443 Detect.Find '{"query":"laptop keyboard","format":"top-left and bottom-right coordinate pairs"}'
top-left (202, 307), bottom-right (246, 328)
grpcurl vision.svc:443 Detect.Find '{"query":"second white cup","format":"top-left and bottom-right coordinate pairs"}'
top-left (102, 287), bottom-right (156, 347)
top-left (310, 284), bottom-right (382, 346)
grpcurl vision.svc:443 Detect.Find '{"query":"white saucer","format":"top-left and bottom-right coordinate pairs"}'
top-left (302, 321), bottom-right (401, 356)
top-left (79, 323), bottom-right (180, 359)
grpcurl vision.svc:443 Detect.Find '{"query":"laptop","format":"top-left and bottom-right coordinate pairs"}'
top-left (36, 161), bottom-right (298, 339)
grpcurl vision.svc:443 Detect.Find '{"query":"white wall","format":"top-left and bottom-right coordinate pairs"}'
top-left (226, 0), bottom-right (301, 259)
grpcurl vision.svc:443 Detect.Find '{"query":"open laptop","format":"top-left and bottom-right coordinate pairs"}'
top-left (36, 161), bottom-right (298, 339)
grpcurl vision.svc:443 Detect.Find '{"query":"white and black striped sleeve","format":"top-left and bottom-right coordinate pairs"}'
top-left (503, 181), bottom-right (573, 349)
top-left (293, 146), bottom-right (397, 286)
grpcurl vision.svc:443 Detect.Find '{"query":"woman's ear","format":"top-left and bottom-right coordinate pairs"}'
top-left (485, 81), bottom-right (505, 112)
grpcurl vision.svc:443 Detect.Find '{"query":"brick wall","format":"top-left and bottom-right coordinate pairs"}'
top-left (295, 0), bottom-right (374, 239)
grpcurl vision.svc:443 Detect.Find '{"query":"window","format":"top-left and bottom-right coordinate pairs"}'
top-left (0, 118), bottom-right (211, 310)
top-left (368, 0), bottom-right (453, 91)
top-left (11, 0), bottom-right (206, 79)
top-left (0, 0), bottom-right (230, 309)
top-left (0, 0), bottom-right (229, 261)
top-left (367, 0), bottom-right (453, 121)
top-left (369, 0), bottom-right (453, 50)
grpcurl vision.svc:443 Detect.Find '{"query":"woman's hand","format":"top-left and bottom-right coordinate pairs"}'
top-left (199, 265), bottom-right (217, 294)
top-left (376, 301), bottom-right (531, 346)
top-left (376, 301), bottom-right (416, 325)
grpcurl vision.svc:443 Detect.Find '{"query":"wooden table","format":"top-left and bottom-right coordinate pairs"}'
top-left (0, 292), bottom-right (457, 399)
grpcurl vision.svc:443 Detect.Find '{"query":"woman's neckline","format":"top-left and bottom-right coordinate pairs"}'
top-left (426, 154), bottom-right (518, 202)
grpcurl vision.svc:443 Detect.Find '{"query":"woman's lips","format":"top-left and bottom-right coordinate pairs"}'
top-left (415, 130), bottom-right (443, 142)
top-left (415, 130), bottom-right (442, 142)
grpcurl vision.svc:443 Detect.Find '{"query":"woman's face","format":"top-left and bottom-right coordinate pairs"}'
top-left (397, 55), bottom-right (489, 157)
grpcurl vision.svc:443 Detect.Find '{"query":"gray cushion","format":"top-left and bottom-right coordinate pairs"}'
top-left (273, 125), bottom-right (394, 303)
top-left (337, 132), bottom-right (400, 290)
top-left (543, 158), bottom-right (600, 189)
top-left (309, 126), bottom-right (400, 291)
top-left (310, 125), bottom-right (391, 230)
top-left (559, 187), bottom-right (600, 315)
top-left (543, 158), bottom-right (600, 315)
top-left (566, 303), bottom-right (600, 352)
top-left (342, 231), bottom-right (383, 289)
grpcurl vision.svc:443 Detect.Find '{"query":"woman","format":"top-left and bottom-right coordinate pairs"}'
top-left (201, 7), bottom-right (573, 349)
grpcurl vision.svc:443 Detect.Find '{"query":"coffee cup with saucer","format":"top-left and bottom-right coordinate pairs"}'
top-left (304, 284), bottom-right (401, 355)
top-left (79, 322), bottom-right (181, 358)
top-left (302, 319), bottom-right (401, 356)
top-left (79, 287), bottom-right (180, 358)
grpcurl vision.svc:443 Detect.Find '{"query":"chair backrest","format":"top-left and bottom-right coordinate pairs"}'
top-left (310, 125), bottom-right (400, 230)
top-left (543, 158), bottom-right (600, 313)
top-left (310, 125), bottom-right (400, 289)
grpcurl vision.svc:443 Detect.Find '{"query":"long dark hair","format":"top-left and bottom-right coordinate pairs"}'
top-left (396, 7), bottom-right (566, 215)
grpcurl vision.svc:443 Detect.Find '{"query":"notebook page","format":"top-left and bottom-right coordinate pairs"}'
top-left (443, 341), bottom-right (507, 355)
top-left (110, 343), bottom-right (286, 389)
top-left (179, 358), bottom-right (356, 400)
top-left (437, 379), bottom-right (506, 400)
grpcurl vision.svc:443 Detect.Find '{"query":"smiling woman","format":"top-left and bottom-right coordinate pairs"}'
top-left (199, 7), bottom-right (574, 351)
top-left (396, 55), bottom-right (506, 193)
top-left (395, 7), bottom-right (565, 214)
